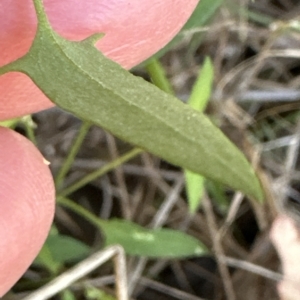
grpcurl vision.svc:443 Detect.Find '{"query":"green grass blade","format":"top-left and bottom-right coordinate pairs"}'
top-left (185, 57), bottom-right (214, 213)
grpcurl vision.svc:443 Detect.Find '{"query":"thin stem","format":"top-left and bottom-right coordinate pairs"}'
top-left (55, 121), bottom-right (91, 189)
top-left (58, 147), bottom-right (143, 197)
top-left (57, 196), bottom-right (104, 228)
top-left (31, 0), bottom-right (50, 26)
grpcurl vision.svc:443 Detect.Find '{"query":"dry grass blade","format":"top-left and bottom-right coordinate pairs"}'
top-left (22, 246), bottom-right (128, 300)
top-left (202, 194), bottom-right (236, 300)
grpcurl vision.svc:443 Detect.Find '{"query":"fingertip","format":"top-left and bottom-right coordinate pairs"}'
top-left (0, 127), bottom-right (55, 296)
top-left (270, 215), bottom-right (299, 252)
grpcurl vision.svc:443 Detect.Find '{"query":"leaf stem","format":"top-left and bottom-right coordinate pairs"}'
top-left (31, 0), bottom-right (51, 27)
top-left (57, 196), bottom-right (105, 228)
top-left (55, 121), bottom-right (91, 189)
top-left (58, 147), bottom-right (143, 197)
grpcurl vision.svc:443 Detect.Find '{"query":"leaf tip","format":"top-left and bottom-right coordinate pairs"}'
top-left (194, 245), bottom-right (208, 256)
top-left (248, 174), bottom-right (265, 203)
top-left (83, 33), bottom-right (105, 45)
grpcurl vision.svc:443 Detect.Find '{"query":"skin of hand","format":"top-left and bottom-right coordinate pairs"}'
top-left (0, 127), bottom-right (55, 295)
top-left (270, 215), bottom-right (300, 300)
top-left (0, 0), bottom-right (198, 296)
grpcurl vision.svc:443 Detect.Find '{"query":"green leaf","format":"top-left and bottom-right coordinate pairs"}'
top-left (0, 0), bottom-right (263, 201)
top-left (85, 286), bottom-right (116, 300)
top-left (36, 235), bottom-right (90, 270)
top-left (61, 290), bottom-right (77, 300)
top-left (182, 0), bottom-right (224, 31)
top-left (35, 241), bottom-right (61, 274)
top-left (146, 59), bottom-right (174, 95)
top-left (188, 57), bottom-right (214, 111)
top-left (46, 235), bottom-right (90, 263)
top-left (57, 197), bottom-right (207, 259)
top-left (185, 57), bottom-right (214, 213)
top-left (185, 171), bottom-right (206, 213)
top-left (0, 118), bottom-right (19, 128)
top-left (101, 219), bottom-right (207, 258)
top-left (144, 0), bottom-right (224, 62)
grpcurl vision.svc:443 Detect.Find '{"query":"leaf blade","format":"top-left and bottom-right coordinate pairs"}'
top-left (1, 0), bottom-right (263, 201)
top-left (102, 219), bottom-right (207, 258)
top-left (185, 57), bottom-right (214, 213)
top-left (143, 0), bottom-right (224, 62)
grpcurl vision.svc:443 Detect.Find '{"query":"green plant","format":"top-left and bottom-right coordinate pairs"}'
top-left (0, 0), bottom-right (263, 202)
top-left (0, 0), bottom-right (264, 262)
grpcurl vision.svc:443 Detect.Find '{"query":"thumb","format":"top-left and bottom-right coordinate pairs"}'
top-left (0, 127), bottom-right (55, 296)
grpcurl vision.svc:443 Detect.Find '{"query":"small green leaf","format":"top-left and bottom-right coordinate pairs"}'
top-left (0, 0), bottom-right (263, 201)
top-left (185, 57), bottom-right (214, 213)
top-left (101, 219), bottom-right (207, 258)
top-left (183, 0), bottom-right (224, 31)
top-left (146, 59), bottom-right (174, 95)
top-left (61, 290), bottom-right (77, 300)
top-left (36, 235), bottom-right (90, 270)
top-left (35, 242), bottom-right (61, 274)
top-left (188, 57), bottom-right (214, 111)
top-left (45, 235), bottom-right (90, 263)
top-left (85, 286), bottom-right (116, 300)
top-left (185, 171), bottom-right (206, 213)
top-left (57, 197), bottom-right (207, 258)
top-left (145, 0), bottom-right (224, 61)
